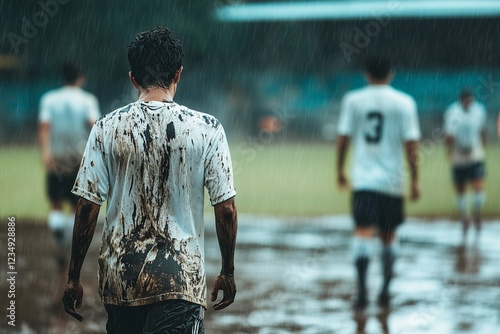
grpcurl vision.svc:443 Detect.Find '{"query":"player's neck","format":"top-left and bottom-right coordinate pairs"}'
top-left (138, 86), bottom-right (175, 103)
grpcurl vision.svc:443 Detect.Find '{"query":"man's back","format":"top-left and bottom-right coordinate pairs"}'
top-left (338, 85), bottom-right (420, 195)
top-left (39, 86), bottom-right (100, 162)
top-left (444, 101), bottom-right (486, 165)
top-left (73, 100), bottom-right (236, 306)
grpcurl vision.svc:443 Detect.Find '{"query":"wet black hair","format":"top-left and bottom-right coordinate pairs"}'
top-left (364, 56), bottom-right (391, 80)
top-left (61, 61), bottom-right (83, 84)
top-left (127, 27), bottom-right (184, 89)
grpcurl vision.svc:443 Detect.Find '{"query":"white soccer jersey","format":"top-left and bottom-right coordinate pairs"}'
top-left (337, 85), bottom-right (421, 196)
top-left (72, 100), bottom-right (236, 307)
top-left (444, 101), bottom-right (486, 166)
top-left (39, 86), bottom-right (100, 169)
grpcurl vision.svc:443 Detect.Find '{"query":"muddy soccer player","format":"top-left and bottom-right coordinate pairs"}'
top-left (336, 56), bottom-right (421, 309)
top-left (38, 61), bottom-right (100, 304)
top-left (444, 89), bottom-right (487, 240)
top-left (62, 27), bottom-right (238, 333)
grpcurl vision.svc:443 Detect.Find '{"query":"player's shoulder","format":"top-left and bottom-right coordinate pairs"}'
top-left (175, 104), bottom-right (222, 130)
top-left (78, 88), bottom-right (98, 101)
top-left (472, 101), bottom-right (486, 113)
top-left (95, 101), bottom-right (136, 127)
top-left (342, 87), bottom-right (367, 101)
top-left (445, 101), bottom-right (460, 116)
top-left (386, 86), bottom-right (416, 106)
top-left (40, 87), bottom-right (64, 102)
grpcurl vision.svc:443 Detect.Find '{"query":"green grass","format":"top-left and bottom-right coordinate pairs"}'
top-left (1, 143), bottom-right (499, 219)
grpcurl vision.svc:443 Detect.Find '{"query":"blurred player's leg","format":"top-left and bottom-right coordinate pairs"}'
top-left (378, 232), bottom-right (397, 308)
top-left (352, 228), bottom-right (374, 310)
top-left (454, 182), bottom-right (469, 239)
top-left (471, 178), bottom-right (485, 235)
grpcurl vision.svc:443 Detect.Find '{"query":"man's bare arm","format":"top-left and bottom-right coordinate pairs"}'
top-left (211, 196), bottom-right (237, 310)
top-left (404, 140), bottom-right (420, 201)
top-left (62, 197), bottom-right (100, 321)
top-left (445, 135), bottom-right (454, 162)
top-left (336, 135), bottom-right (350, 189)
top-left (38, 122), bottom-right (52, 170)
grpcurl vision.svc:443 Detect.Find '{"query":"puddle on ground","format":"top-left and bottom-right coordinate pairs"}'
top-left (1, 216), bottom-right (499, 333)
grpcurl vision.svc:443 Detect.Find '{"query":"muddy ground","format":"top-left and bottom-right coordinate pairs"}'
top-left (1, 216), bottom-right (499, 334)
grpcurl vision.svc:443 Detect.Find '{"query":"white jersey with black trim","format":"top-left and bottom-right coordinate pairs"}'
top-left (72, 100), bottom-right (236, 308)
top-left (337, 85), bottom-right (421, 196)
top-left (444, 101), bottom-right (486, 166)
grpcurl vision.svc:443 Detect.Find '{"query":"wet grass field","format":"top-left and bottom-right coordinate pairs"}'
top-left (1, 216), bottom-right (499, 333)
top-left (1, 143), bottom-right (500, 219)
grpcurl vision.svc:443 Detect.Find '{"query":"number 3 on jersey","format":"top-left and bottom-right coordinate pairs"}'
top-left (365, 112), bottom-right (384, 144)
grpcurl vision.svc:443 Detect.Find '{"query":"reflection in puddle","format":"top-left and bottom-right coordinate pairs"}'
top-left (454, 241), bottom-right (483, 274)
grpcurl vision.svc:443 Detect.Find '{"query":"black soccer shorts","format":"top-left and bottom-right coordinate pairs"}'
top-left (105, 300), bottom-right (204, 334)
top-left (47, 171), bottom-right (79, 206)
top-left (352, 190), bottom-right (404, 233)
top-left (452, 161), bottom-right (485, 187)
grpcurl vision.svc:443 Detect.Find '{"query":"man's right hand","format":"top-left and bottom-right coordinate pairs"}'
top-left (62, 280), bottom-right (84, 321)
top-left (337, 172), bottom-right (349, 190)
top-left (410, 181), bottom-right (420, 201)
top-left (211, 274), bottom-right (236, 311)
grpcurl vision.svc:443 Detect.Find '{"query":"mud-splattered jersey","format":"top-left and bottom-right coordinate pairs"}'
top-left (337, 85), bottom-right (421, 196)
top-left (444, 101), bottom-right (486, 166)
top-left (72, 100), bottom-right (236, 307)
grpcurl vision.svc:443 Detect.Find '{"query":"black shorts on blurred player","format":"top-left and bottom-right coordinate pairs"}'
top-left (47, 171), bottom-right (79, 206)
top-left (452, 161), bottom-right (485, 187)
top-left (105, 300), bottom-right (204, 334)
top-left (352, 191), bottom-right (404, 233)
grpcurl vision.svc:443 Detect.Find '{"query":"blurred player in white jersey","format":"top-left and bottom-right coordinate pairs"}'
top-left (444, 90), bottom-right (486, 239)
top-left (38, 62), bottom-right (100, 302)
top-left (336, 56), bottom-right (420, 310)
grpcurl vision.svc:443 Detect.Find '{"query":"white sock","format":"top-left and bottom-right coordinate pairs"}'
top-left (472, 192), bottom-right (485, 216)
top-left (352, 236), bottom-right (372, 260)
top-left (48, 211), bottom-right (66, 231)
top-left (63, 213), bottom-right (75, 248)
top-left (457, 195), bottom-right (468, 220)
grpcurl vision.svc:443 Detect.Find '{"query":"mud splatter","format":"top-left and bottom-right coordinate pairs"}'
top-left (166, 121), bottom-right (176, 141)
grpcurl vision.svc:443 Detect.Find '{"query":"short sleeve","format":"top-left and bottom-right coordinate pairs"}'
top-left (87, 95), bottom-right (101, 123)
top-left (402, 98), bottom-right (421, 141)
top-left (444, 105), bottom-right (455, 136)
top-left (478, 103), bottom-right (487, 128)
top-left (204, 125), bottom-right (236, 206)
top-left (72, 124), bottom-right (109, 205)
top-left (337, 94), bottom-right (354, 136)
top-left (39, 94), bottom-right (51, 123)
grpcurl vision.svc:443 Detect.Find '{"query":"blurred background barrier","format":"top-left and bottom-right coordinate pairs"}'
top-left (1, 0), bottom-right (500, 143)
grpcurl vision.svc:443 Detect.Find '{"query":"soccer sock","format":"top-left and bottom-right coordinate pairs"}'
top-left (48, 210), bottom-right (66, 231)
top-left (353, 237), bottom-right (371, 298)
top-left (381, 243), bottom-right (398, 296)
top-left (456, 195), bottom-right (468, 220)
top-left (457, 195), bottom-right (469, 235)
top-left (472, 192), bottom-right (485, 231)
top-left (64, 213), bottom-right (76, 247)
